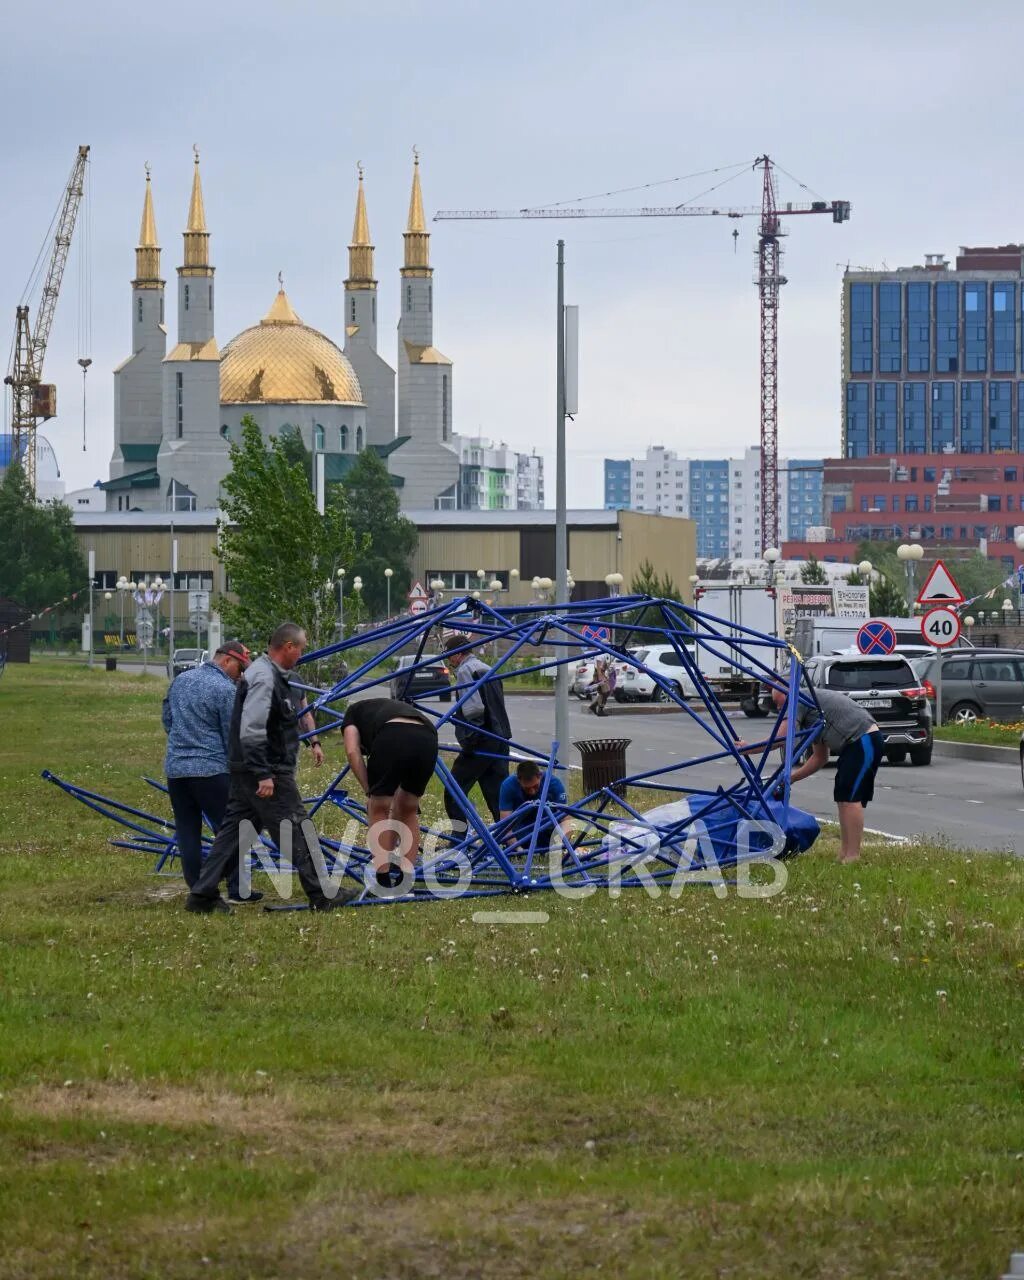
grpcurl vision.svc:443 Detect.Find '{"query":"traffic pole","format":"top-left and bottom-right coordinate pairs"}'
top-left (554, 239), bottom-right (569, 764)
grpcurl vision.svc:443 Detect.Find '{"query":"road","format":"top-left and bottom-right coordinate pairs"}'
top-left (493, 695), bottom-right (1024, 857)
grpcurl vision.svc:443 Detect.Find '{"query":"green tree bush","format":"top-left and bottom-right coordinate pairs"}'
top-left (341, 449), bottom-right (417, 618)
top-left (0, 462), bottom-right (87, 609)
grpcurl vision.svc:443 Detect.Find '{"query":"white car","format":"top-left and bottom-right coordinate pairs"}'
top-left (613, 644), bottom-right (699, 703)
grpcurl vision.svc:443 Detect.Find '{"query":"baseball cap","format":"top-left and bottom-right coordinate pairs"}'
top-left (216, 639), bottom-right (252, 667)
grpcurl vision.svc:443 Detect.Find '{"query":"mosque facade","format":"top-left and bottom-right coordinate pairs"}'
top-left (103, 153), bottom-right (458, 513)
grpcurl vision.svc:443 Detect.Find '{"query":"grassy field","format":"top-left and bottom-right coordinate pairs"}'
top-left (1, 661), bottom-right (1023, 1278)
top-left (934, 719), bottom-right (1022, 748)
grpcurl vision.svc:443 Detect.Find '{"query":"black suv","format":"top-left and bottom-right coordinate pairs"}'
top-left (803, 654), bottom-right (933, 766)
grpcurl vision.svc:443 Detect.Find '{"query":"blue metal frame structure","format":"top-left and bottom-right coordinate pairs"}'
top-left (44, 595), bottom-right (824, 904)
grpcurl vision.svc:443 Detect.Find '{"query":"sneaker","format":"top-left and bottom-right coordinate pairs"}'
top-left (308, 884), bottom-right (361, 911)
top-left (185, 894), bottom-right (232, 914)
top-left (227, 890), bottom-right (265, 905)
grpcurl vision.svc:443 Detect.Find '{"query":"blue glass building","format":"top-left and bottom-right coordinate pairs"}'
top-left (842, 246), bottom-right (1024, 458)
top-left (603, 458), bottom-right (631, 510)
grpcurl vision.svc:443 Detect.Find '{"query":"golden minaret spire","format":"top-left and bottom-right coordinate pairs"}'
top-left (402, 147), bottom-right (432, 277)
top-left (134, 163), bottom-right (162, 287)
top-left (182, 145), bottom-right (212, 273)
top-left (346, 162), bottom-right (376, 289)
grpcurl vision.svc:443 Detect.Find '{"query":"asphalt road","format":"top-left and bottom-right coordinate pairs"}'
top-left (495, 695), bottom-right (1024, 857)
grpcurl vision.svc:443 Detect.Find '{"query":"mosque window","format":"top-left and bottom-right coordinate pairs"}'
top-left (184, 285), bottom-right (190, 312)
top-left (137, 297), bottom-right (143, 323)
top-left (442, 375), bottom-right (450, 441)
top-left (356, 426), bottom-right (364, 452)
top-left (176, 373), bottom-right (183, 438)
top-left (314, 423), bottom-right (325, 451)
top-left (220, 424), bottom-right (230, 440)
top-left (372, 297), bottom-right (376, 323)
top-left (159, 295), bottom-right (164, 324)
top-left (406, 285), bottom-right (412, 312)
top-left (341, 424), bottom-right (349, 451)
top-left (209, 285), bottom-right (213, 309)
top-left (350, 297), bottom-right (356, 323)
top-left (428, 285), bottom-right (432, 313)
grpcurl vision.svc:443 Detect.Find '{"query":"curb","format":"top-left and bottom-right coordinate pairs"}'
top-left (933, 739), bottom-right (1019, 764)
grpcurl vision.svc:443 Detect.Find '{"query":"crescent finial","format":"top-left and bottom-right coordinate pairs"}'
top-left (144, 161), bottom-right (151, 178)
top-left (357, 160), bottom-right (364, 180)
top-left (412, 144), bottom-right (419, 164)
top-left (278, 270), bottom-right (284, 290)
top-left (193, 143), bottom-right (200, 163)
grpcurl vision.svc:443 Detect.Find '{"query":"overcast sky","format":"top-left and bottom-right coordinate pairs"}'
top-left (3, 0), bottom-right (1023, 504)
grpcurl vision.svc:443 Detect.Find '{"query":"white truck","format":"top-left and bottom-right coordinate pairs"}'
top-left (690, 584), bottom-right (781, 714)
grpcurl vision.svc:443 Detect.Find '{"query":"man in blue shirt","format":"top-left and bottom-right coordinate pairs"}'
top-left (498, 760), bottom-right (573, 849)
top-left (163, 641), bottom-right (257, 900)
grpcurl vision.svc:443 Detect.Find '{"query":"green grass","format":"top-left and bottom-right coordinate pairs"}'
top-left (1, 660), bottom-right (1024, 1278)
top-left (934, 720), bottom-right (1022, 747)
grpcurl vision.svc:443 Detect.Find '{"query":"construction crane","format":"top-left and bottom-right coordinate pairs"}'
top-left (4, 144), bottom-right (90, 496)
top-left (436, 156), bottom-right (850, 553)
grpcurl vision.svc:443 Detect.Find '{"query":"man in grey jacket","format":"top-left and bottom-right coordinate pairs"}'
top-left (185, 622), bottom-right (358, 914)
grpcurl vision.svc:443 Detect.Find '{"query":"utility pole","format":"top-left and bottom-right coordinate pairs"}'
top-left (555, 240), bottom-right (569, 761)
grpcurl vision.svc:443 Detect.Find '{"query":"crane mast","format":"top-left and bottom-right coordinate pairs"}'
top-left (436, 157), bottom-right (850, 554)
top-left (4, 144), bottom-right (90, 495)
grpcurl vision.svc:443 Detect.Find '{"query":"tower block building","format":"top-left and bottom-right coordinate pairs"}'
top-left (110, 169), bottom-right (166, 487)
top-left (394, 153), bottom-right (459, 509)
top-left (343, 167), bottom-right (395, 448)
top-left (157, 150), bottom-right (227, 510)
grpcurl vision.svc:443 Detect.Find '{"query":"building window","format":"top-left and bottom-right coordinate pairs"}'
top-left (961, 381), bottom-right (984, 452)
top-left (406, 284), bottom-right (412, 312)
top-left (220, 424), bottom-right (229, 440)
top-left (441, 374), bottom-right (450, 441)
top-left (137, 297), bottom-right (143, 323)
top-left (930, 383), bottom-right (955, 451)
top-left (175, 372), bottom-right (183, 438)
top-left (184, 284), bottom-right (190, 312)
top-left (209, 285), bottom-right (213, 310)
top-left (907, 281), bottom-right (930, 372)
top-left (372, 296), bottom-right (376, 324)
top-left (356, 425), bottom-right (363, 451)
top-left (874, 382), bottom-right (898, 452)
top-left (428, 284), bottom-right (432, 313)
top-left (990, 381), bottom-right (1013, 450)
top-left (878, 282), bottom-right (901, 373)
top-left (845, 381), bottom-right (869, 458)
top-left (159, 295), bottom-right (164, 324)
top-left (963, 283), bottom-right (987, 372)
top-left (905, 495), bottom-right (919, 512)
top-left (314, 423), bottom-right (325, 451)
top-left (350, 297), bottom-right (356, 323)
top-left (849, 282), bottom-right (873, 372)
top-left (935, 281), bottom-right (959, 372)
top-left (341, 423), bottom-right (349, 451)
top-left (993, 283), bottom-right (1016, 372)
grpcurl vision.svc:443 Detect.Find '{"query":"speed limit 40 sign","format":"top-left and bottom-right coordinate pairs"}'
top-left (921, 605), bottom-right (961, 648)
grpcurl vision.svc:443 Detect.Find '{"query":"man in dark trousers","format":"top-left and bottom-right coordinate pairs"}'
top-left (162, 639), bottom-right (252, 902)
top-left (441, 633), bottom-right (512, 835)
top-left (185, 621), bottom-right (358, 914)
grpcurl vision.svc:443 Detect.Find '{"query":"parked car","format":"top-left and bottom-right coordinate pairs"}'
top-left (613, 644), bottom-right (700, 703)
top-left (571, 660), bottom-right (597, 698)
top-left (389, 654), bottom-right (451, 702)
top-left (912, 649), bottom-right (1024, 725)
top-left (171, 647), bottom-right (207, 677)
top-left (803, 653), bottom-right (932, 765)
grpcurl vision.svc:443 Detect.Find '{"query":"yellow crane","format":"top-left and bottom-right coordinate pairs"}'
top-left (4, 144), bottom-right (90, 496)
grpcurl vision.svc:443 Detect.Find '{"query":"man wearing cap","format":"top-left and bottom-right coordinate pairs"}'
top-left (162, 640), bottom-right (254, 902)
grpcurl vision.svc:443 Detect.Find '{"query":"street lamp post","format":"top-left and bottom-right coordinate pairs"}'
top-left (963, 615), bottom-right (975, 647)
top-left (604, 571), bottom-right (624, 598)
top-left (336, 568), bottom-right (345, 639)
top-left (1015, 531), bottom-right (1024, 610)
top-left (116, 576), bottom-right (131, 649)
top-left (384, 567), bottom-right (393, 620)
top-left (763, 547), bottom-right (780, 588)
top-left (1002, 597), bottom-right (1014, 635)
top-left (896, 542), bottom-right (924, 609)
top-left (353, 575), bottom-right (363, 628)
top-left (429, 577), bottom-right (446, 606)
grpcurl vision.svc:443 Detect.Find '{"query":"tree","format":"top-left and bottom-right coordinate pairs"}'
top-left (342, 449), bottom-right (418, 618)
top-left (217, 416), bottom-right (363, 650)
top-left (869, 575), bottom-right (909, 618)
top-left (800, 554), bottom-right (828, 585)
top-left (0, 462), bottom-right (87, 609)
top-left (277, 426), bottom-right (312, 485)
top-left (629, 558), bottom-right (680, 601)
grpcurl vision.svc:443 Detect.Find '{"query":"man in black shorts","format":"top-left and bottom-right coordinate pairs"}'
top-left (342, 698), bottom-right (438, 889)
top-left (769, 683), bottom-right (882, 863)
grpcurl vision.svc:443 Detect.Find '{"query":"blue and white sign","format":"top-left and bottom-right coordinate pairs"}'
top-left (856, 619), bottom-right (897, 656)
top-left (581, 623), bottom-right (611, 646)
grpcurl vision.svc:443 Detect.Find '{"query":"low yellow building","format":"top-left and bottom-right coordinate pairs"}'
top-left (72, 507), bottom-right (695, 608)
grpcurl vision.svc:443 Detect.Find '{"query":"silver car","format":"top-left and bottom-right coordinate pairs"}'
top-left (912, 649), bottom-right (1024, 725)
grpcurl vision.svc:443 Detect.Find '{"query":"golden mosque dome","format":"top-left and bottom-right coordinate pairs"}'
top-left (220, 288), bottom-right (363, 405)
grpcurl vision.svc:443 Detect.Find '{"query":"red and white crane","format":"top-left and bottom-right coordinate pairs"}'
top-left (435, 155), bottom-right (850, 553)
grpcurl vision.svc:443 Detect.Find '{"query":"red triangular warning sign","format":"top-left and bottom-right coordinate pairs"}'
top-left (916, 558), bottom-right (964, 606)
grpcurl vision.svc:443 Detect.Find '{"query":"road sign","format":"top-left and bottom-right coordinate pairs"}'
top-left (921, 606), bottom-right (961, 648)
top-left (856, 619), bottom-right (897, 656)
top-left (409, 598), bottom-right (428, 616)
top-left (916, 559), bottom-right (964, 606)
top-left (187, 590), bottom-right (210, 616)
top-left (580, 623), bottom-right (611, 645)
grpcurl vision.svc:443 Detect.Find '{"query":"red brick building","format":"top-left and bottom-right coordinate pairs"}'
top-left (782, 452), bottom-right (1024, 568)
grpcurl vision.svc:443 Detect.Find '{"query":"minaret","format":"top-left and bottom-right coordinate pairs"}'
top-left (158, 148), bottom-right (225, 511)
top-left (394, 150), bottom-right (458, 510)
top-left (108, 166), bottom-right (167, 500)
top-left (343, 165), bottom-right (395, 446)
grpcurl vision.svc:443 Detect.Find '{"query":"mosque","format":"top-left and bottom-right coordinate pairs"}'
top-left (102, 151), bottom-right (459, 513)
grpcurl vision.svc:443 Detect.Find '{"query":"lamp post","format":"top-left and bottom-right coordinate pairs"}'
top-left (1015, 531), bottom-right (1024, 610)
top-left (963, 615), bottom-right (975, 647)
top-left (604, 571), bottom-right (624, 598)
top-left (384, 567), bottom-right (393, 620)
top-left (896, 542), bottom-right (924, 610)
top-left (116, 576), bottom-right (131, 649)
top-left (352, 575), bottom-right (363, 629)
top-left (429, 577), bottom-right (446, 606)
top-left (537, 576), bottom-right (553, 603)
top-left (509, 567), bottom-right (519, 601)
top-left (763, 546), bottom-right (780, 588)
top-left (336, 568), bottom-right (345, 639)
top-left (1002, 597), bottom-right (1013, 635)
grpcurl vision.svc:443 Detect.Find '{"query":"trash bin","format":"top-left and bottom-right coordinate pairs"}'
top-left (574, 737), bottom-right (631, 799)
top-left (105, 656), bottom-right (117, 672)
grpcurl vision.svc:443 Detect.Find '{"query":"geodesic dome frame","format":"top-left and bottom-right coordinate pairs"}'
top-left (45, 593), bottom-right (824, 905)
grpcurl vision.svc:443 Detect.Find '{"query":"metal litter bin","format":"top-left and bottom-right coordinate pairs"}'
top-left (105, 656), bottom-right (117, 672)
top-left (574, 737), bottom-right (631, 799)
